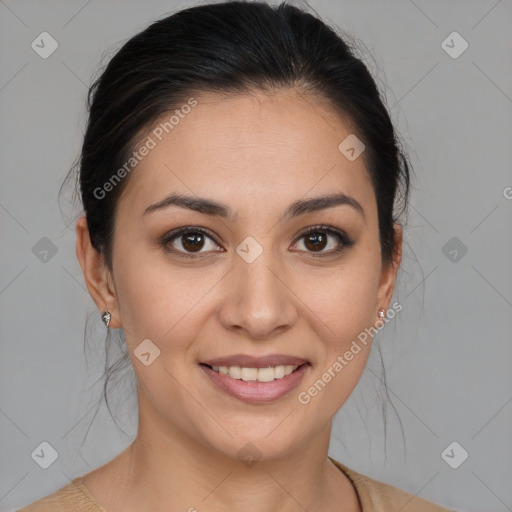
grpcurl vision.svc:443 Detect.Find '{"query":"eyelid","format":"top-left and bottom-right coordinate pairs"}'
top-left (291, 224), bottom-right (354, 256)
top-left (159, 226), bottom-right (224, 258)
top-left (159, 224), bottom-right (354, 258)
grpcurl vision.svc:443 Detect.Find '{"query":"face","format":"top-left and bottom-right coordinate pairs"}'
top-left (78, 88), bottom-right (401, 462)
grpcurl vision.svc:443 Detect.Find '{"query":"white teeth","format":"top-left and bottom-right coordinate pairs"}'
top-left (274, 365), bottom-right (285, 379)
top-left (228, 366), bottom-right (241, 379)
top-left (241, 367), bottom-right (258, 381)
top-left (209, 364), bottom-right (301, 381)
top-left (256, 367), bottom-right (275, 383)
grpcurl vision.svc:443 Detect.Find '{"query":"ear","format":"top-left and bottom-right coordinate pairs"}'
top-left (376, 223), bottom-right (403, 315)
top-left (75, 215), bottom-right (122, 328)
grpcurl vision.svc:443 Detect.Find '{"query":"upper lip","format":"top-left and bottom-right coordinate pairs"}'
top-left (201, 354), bottom-right (309, 368)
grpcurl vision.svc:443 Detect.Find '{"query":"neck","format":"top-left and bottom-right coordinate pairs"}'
top-left (88, 397), bottom-right (360, 512)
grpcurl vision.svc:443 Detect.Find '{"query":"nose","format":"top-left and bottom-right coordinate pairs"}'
top-left (217, 245), bottom-right (298, 340)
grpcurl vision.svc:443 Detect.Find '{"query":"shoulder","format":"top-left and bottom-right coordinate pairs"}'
top-left (16, 477), bottom-right (106, 512)
top-left (329, 457), bottom-right (455, 512)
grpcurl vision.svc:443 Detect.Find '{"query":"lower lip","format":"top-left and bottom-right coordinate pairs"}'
top-left (200, 363), bottom-right (310, 404)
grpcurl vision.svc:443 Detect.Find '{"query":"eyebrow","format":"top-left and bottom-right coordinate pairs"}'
top-left (143, 192), bottom-right (365, 221)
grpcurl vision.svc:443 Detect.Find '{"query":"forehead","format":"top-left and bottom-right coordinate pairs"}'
top-left (119, 88), bottom-right (375, 217)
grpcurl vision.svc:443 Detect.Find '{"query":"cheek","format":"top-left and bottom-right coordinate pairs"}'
top-left (114, 227), bottom-right (381, 348)
top-left (113, 250), bottom-right (218, 352)
top-left (292, 251), bottom-right (381, 411)
top-left (294, 255), bottom-right (381, 343)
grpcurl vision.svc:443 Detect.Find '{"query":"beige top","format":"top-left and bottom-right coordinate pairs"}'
top-left (17, 456), bottom-right (455, 511)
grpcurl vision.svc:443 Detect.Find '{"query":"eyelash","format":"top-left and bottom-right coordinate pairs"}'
top-left (159, 224), bottom-right (354, 259)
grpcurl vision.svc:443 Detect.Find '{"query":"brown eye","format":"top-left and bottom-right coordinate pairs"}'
top-left (293, 225), bottom-right (354, 256)
top-left (181, 232), bottom-right (206, 252)
top-left (161, 227), bottom-right (222, 258)
top-left (303, 232), bottom-right (328, 252)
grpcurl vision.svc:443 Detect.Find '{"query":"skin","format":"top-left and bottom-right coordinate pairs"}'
top-left (76, 88), bottom-right (402, 512)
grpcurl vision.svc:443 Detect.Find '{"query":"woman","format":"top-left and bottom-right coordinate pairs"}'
top-left (19, 1), bottom-right (454, 510)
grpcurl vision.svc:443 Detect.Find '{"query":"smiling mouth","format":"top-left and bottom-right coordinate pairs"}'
top-left (200, 363), bottom-right (309, 383)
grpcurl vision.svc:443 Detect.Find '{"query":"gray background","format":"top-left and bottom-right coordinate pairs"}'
top-left (1, 1), bottom-right (511, 511)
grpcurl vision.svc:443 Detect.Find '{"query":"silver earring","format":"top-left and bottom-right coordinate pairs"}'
top-left (378, 308), bottom-right (386, 319)
top-left (101, 311), bottom-right (111, 328)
